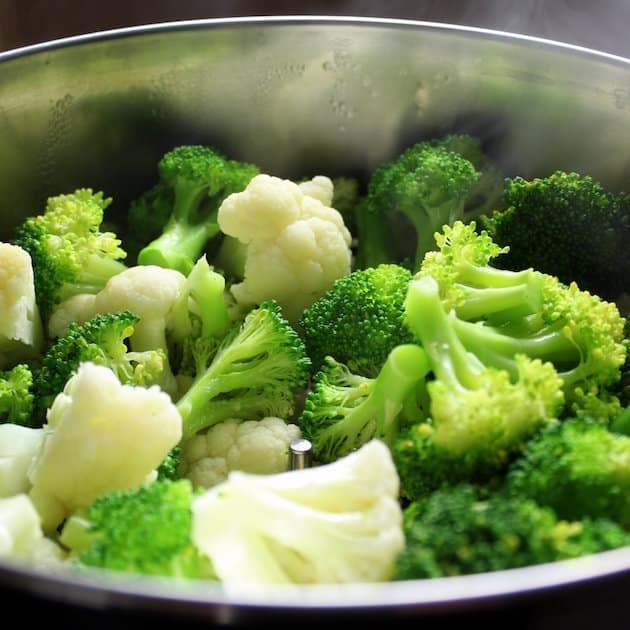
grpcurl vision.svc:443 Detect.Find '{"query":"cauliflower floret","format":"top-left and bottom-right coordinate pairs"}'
top-left (0, 424), bottom-right (45, 498)
top-left (49, 265), bottom-right (187, 396)
top-left (298, 175), bottom-right (334, 206)
top-left (28, 362), bottom-right (182, 532)
top-left (47, 293), bottom-right (97, 338)
top-left (180, 417), bottom-right (301, 489)
top-left (0, 494), bottom-right (66, 566)
top-left (0, 243), bottom-right (44, 367)
top-left (191, 439), bottom-right (404, 586)
top-left (218, 174), bottom-right (352, 323)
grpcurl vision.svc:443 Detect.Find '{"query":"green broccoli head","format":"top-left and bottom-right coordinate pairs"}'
top-left (479, 170), bottom-right (630, 301)
top-left (394, 483), bottom-right (630, 579)
top-left (299, 263), bottom-right (415, 377)
top-left (357, 136), bottom-right (482, 270)
top-left (395, 274), bottom-right (564, 500)
top-left (417, 221), bottom-right (627, 420)
top-left (507, 416), bottom-right (630, 527)
top-left (77, 479), bottom-right (211, 578)
top-left (176, 300), bottom-right (311, 440)
top-left (33, 310), bottom-right (167, 417)
top-left (136, 144), bottom-right (259, 275)
top-left (13, 188), bottom-right (127, 321)
top-left (299, 344), bottom-right (431, 464)
top-left (0, 364), bottom-right (35, 426)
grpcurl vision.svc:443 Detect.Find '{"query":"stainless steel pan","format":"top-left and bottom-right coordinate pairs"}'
top-left (1, 16), bottom-right (630, 627)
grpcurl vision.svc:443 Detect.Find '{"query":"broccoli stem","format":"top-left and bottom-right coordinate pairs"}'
top-left (316, 344), bottom-right (431, 452)
top-left (58, 254), bottom-right (127, 301)
top-left (452, 318), bottom-right (581, 378)
top-left (404, 276), bottom-right (484, 390)
top-left (139, 219), bottom-right (219, 275)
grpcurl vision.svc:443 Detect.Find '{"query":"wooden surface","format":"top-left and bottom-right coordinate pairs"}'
top-left (1, 0), bottom-right (630, 58)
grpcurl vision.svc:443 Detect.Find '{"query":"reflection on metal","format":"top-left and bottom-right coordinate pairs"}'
top-left (288, 437), bottom-right (313, 470)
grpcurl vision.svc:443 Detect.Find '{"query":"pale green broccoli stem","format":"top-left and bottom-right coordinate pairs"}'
top-left (138, 181), bottom-right (220, 275)
top-left (58, 254), bottom-right (127, 301)
top-left (169, 256), bottom-right (231, 341)
top-left (187, 258), bottom-right (230, 339)
top-left (451, 317), bottom-right (581, 380)
top-left (317, 344), bottom-right (431, 451)
top-left (405, 275), bottom-right (485, 390)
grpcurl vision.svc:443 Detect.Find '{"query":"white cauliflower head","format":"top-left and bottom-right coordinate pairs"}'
top-left (191, 439), bottom-right (404, 587)
top-left (0, 243), bottom-right (44, 367)
top-left (217, 174), bottom-right (352, 323)
top-left (28, 362), bottom-right (182, 532)
top-left (0, 494), bottom-right (66, 566)
top-left (180, 417), bottom-right (301, 489)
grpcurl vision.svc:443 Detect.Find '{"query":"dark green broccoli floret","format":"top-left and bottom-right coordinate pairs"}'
top-left (135, 145), bottom-right (259, 275)
top-left (0, 364), bottom-right (34, 426)
top-left (156, 446), bottom-right (182, 482)
top-left (33, 310), bottom-right (166, 417)
top-left (74, 479), bottom-right (211, 578)
top-left (394, 483), bottom-right (630, 579)
top-left (299, 263), bottom-right (414, 377)
top-left (356, 135), bottom-right (482, 270)
top-left (13, 188), bottom-right (127, 321)
top-left (417, 221), bottom-right (627, 420)
top-left (479, 171), bottom-right (630, 301)
top-left (394, 273), bottom-right (564, 500)
top-left (507, 416), bottom-right (630, 527)
top-left (299, 344), bottom-right (431, 463)
top-left (176, 301), bottom-right (311, 441)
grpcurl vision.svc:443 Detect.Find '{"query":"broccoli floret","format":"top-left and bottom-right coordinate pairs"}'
top-left (394, 274), bottom-right (564, 500)
top-left (357, 136), bottom-right (482, 270)
top-left (479, 171), bottom-right (630, 301)
top-left (135, 145), bottom-right (259, 275)
top-left (33, 310), bottom-right (166, 417)
top-left (299, 264), bottom-right (414, 377)
top-left (299, 344), bottom-right (431, 464)
top-left (507, 416), bottom-right (630, 527)
top-left (156, 445), bottom-right (182, 482)
top-left (0, 364), bottom-right (34, 426)
top-left (176, 301), bottom-right (310, 441)
top-left (418, 221), bottom-right (627, 420)
top-left (71, 479), bottom-right (211, 578)
top-left (394, 483), bottom-right (630, 579)
top-left (13, 188), bottom-right (127, 321)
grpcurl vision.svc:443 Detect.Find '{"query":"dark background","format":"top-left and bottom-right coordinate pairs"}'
top-left (1, 0), bottom-right (630, 58)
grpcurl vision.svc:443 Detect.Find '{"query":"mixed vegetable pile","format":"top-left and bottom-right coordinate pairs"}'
top-left (1, 135), bottom-right (629, 586)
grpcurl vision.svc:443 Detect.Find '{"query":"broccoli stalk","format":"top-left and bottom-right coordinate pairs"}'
top-left (357, 136), bottom-right (482, 270)
top-left (136, 145), bottom-right (259, 275)
top-left (299, 344), bottom-right (431, 464)
top-left (176, 301), bottom-right (310, 441)
top-left (394, 274), bottom-right (564, 500)
top-left (13, 188), bottom-right (127, 321)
